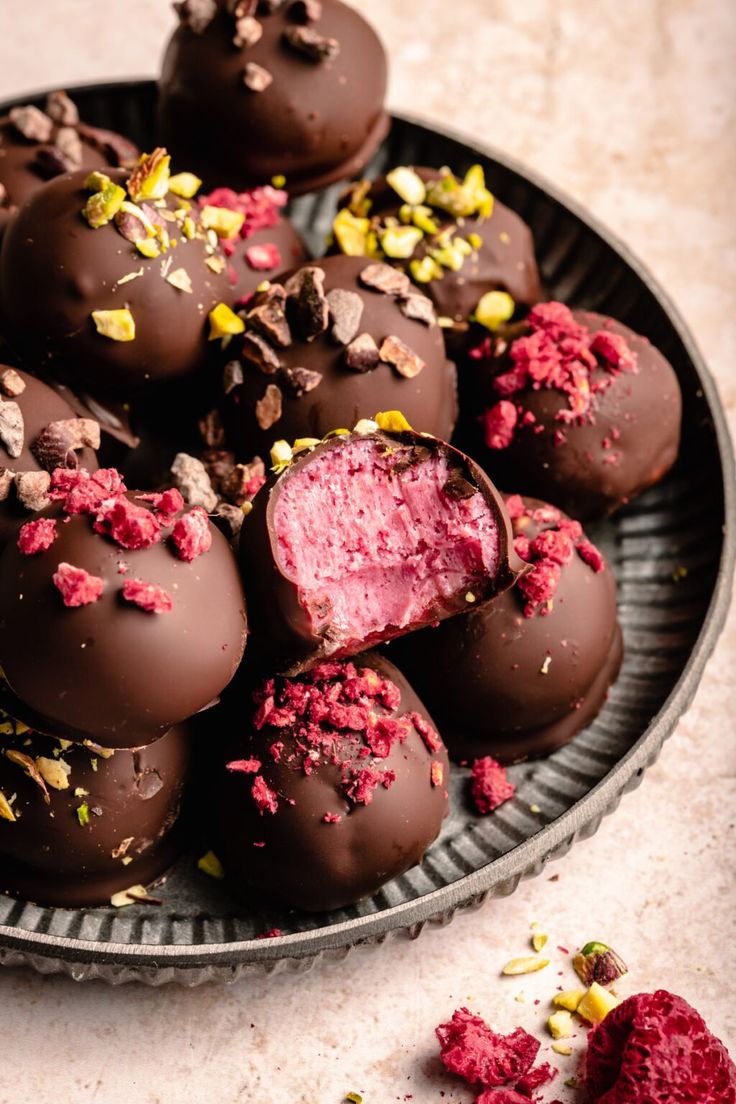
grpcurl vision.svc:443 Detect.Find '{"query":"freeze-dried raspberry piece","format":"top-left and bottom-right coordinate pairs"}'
top-left (483, 400), bottom-right (517, 449)
top-left (436, 1007), bottom-right (540, 1088)
top-left (136, 488), bottom-right (184, 524)
top-left (200, 185), bottom-right (287, 239)
top-left (516, 1060), bottom-right (558, 1094)
top-left (584, 990), bottom-right (736, 1104)
top-left (476, 1091), bottom-right (529, 1104)
top-left (252, 774), bottom-right (278, 814)
top-left (245, 242), bottom-right (282, 271)
top-left (530, 527), bottom-right (575, 565)
top-left (121, 579), bottom-right (173, 613)
top-left (50, 467), bottom-right (126, 515)
top-left (470, 757), bottom-right (515, 815)
top-left (517, 558), bottom-right (561, 617)
top-left (94, 496), bottom-right (162, 550)
top-left (409, 711), bottom-right (442, 752)
top-left (591, 329), bottom-right (637, 372)
top-left (53, 562), bottom-right (104, 607)
top-left (226, 758), bottom-right (262, 773)
top-left (171, 506), bottom-right (212, 562)
top-left (17, 517), bottom-right (57, 555)
top-left (505, 494), bottom-right (526, 520)
top-left (577, 538), bottom-right (605, 573)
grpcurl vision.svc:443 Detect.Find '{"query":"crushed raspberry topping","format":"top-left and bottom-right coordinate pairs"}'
top-left (475, 1091), bottom-right (529, 1104)
top-left (226, 758), bottom-right (262, 774)
top-left (136, 488), bottom-right (184, 525)
top-left (245, 243), bottom-right (282, 271)
top-left (322, 812), bottom-right (341, 823)
top-left (470, 757), bottom-right (515, 814)
top-left (515, 1061), bottom-right (558, 1095)
top-left (584, 989), bottom-right (736, 1104)
top-left (478, 302), bottom-right (638, 449)
top-left (577, 538), bottom-right (605, 573)
top-left (94, 496), bottom-right (162, 550)
top-left (251, 774), bottom-right (279, 815)
top-left (504, 494), bottom-right (526, 520)
top-left (17, 518), bottom-right (57, 555)
top-left (121, 579), bottom-right (173, 613)
top-left (199, 185), bottom-right (287, 240)
top-left (431, 761), bottom-right (444, 787)
top-left (50, 467), bottom-right (126, 515)
top-left (517, 559), bottom-right (562, 618)
top-left (435, 1008), bottom-right (540, 1088)
top-left (53, 562), bottom-right (104, 607)
top-left (250, 661), bottom-right (442, 809)
top-left (170, 507), bottom-right (212, 563)
top-left (256, 928), bottom-right (283, 939)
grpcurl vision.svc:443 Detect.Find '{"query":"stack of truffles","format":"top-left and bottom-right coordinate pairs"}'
top-left (0, 0), bottom-right (682, 913)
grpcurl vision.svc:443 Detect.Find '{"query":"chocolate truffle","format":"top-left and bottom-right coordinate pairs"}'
top-left (331, 164), bottom-right (541, 348)
top-left (0, 151), bottom-right (231, 397)
top-left (0, 366), bottom-right (99, 551)
top-left (0, 90), bottom-right (137, 235)
top-left (239, 416), bottom-right (523, 674)
top-left (389, 495), bottom-right (622, 763)
top-left (0, 704), bottom-right (191, 908)
top-left (213, 653), bottom-right (449, 911)
top-left (221, 254), bottom-right (458, 459)
top-left (158, 0), bottom-right (389, 196)
top-left (466, 302), bottom-right (682, 518)
top-left (198, 184), bottom-right (308, 305)
top-left (0, 470), bottom-right (247, 747)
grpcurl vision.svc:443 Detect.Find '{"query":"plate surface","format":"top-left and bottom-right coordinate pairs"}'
top-left (0, 81), bottom-right (733, 985)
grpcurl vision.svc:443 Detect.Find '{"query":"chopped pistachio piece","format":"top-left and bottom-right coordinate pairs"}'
top-left (200, 204), bottom-right (245, 239)
top-left (468, 231), bottom-right (483, 250)
top-left (410, 256), bottom-right (443, 284)
top-left (502, 955), bottom-right (550, 976)
top-left (475, 289), bottom-right (515, 331)
top-left (576, 981), bottom-right (621, 1024)
top-left (181, 216), bottom-right (196, 240)
top-left (83, 181), bottom-right (126, 229)
top-left (136, 238), bottom-right (161, 259)
top-left (552, 1041), bottom-right (573, 1057)
top-left (92, 309), bottom-right (136, 342)
top-left (166, 267), bottom-right (193, 293)
top-left (532, 931), bottom-right (549, 952)
top-left (269, 439), bottom-right (293, 473)
top-left (573, 942), bottom-right (628, 987)
top-left (35, 756), bottom-right (71, 791)
top-left (168, 171), bottom-right (202, 199)
top-left (333, 207), bottom-right (371, 256)
top-left (76, 802), bottom-right (90, 826)
top-left (352, 418), bottom-right (379, 436)
top-left (386, 166), bottom-right (426, 206)
top-left (379, 225), bottom-right (423, 259)
top-left (197, 850), bottom-right (224, 879)
top-left (373, 410), bottom-right (412, 433)
top-left (208, 303), bottom-right (245, 341)
top-left (0, 791), bottom-right (16, 822)
top-left (84, 170), bottom-right (111, 192)
top-left (553, 989), bottom-right (585, 1012)
top-left (430, 244), bottom-right (466, 272)
top-left (411, 205), bottom-right (440, 235)
top-left (425, 163), bottom-right (494, 219)
top-left (292, 437), bottom-right (321, 454)
top-left (127, 149), bottom-right (171, 202)
top-left (547, 1009), bottom-right (575, 1039)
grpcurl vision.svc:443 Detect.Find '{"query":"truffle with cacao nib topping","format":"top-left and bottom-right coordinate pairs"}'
top-left (0, 366), bottom-right (99, 552)
top-left (0, 90), bottom-right (138, 238)
top-left (213, 653), bottom-right (449, 911)
top-left (239, 414), bottom-right (524, 675)
top-left (462, 302), bottom-right (682, 519)
top-left (198, 184), bottom-right (308, 304)
top-left (330, 164), bottom-right (542, 351)
top-left (389, 494), bottom-right (622, 763)
top-left (158, 0), bottom-right (388, 195)
top-left (0, 150), bottom-right (231, 397)
top-left (0, 704), bottom-right (192, 908)
top-left (221, 253), bottom-right (458, 459)
top-left (0, 469), bottom-right (247, 747)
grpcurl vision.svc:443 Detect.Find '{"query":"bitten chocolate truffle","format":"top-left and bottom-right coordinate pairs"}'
top-left (389, 495), bottom-right (622, 763)
top-left (331, 164), bottom-right (541, 348)
top-left (158, 0), bottom-right (389, 196)
top-left (213, 653), bottom-right (449, 911)
top-left (220, 254), bottom-right (458, 459)
top-left (239, 416), bottom-right (523, 674)
top-left (0, 151), bottom-right (231, 397)
top-left (0, 705), bottom-right (191, 908)
top-left (0, 469), bottom-right (247, 747)
top-left (0, 366), bottom-right (99, 551)
top-left (0, 90), bottom-right (137, 235)
top-left (464, 302), bottom-right (682, 518)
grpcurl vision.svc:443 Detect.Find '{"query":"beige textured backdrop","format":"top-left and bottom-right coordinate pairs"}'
top-left (0, 2), bottom-right (734, 1102)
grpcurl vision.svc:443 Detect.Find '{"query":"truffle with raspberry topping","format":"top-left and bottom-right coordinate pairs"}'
top-left (0, 366), bottom-right (100, 552)
top-left (221, 254), bottom-right (458, 460)
top-left (331, 164), bottom-right (541, 350)
top-left (239, 418), bottom-right (523, 675)
top-left (213, 653), bottom-right (449, 911)
top-left (0, 703), bottom-right (192, 908)
top-left (158, 0), bottom-right (388, 196)
top-left (389, 495), bottom-right (622, 762)
top-left (0, 469), bottom-right (247, 747)
top-left (0, 150), bottom-right (230, 397)
top-left (462, 302), bottom-right (682, 518)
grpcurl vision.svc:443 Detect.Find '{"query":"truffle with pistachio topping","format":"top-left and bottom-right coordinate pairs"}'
top-left (158, 0), bottom-right (388, 195)
top-left (0, 149), bottom-right (231, 397)
top-left (330, 164), bottom-right (542, 350)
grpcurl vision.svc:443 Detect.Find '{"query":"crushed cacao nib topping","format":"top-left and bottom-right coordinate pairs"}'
top-left (255, 382), bottom-right (283, 429)
top-left (36, 126), bottom-right (83, 176)
top-left (76, 123), bottom-right (138, 168)
top-left (220, 457), bottom-right (266, 505)
top-left (359, 262), bottom-right (411, 298)
top-left (344, 332), bottom-right (380, 372)
top-left (0, 400), bottom-right (24, 459)
top-left (285, 266), bottom-right (329, 341)
top-left (234, 14), bottom-right (263, 47)
top-left (170, 452), bottom-right (219, 512)
top-left (198, 408), bottom-right (226, 449)
top-left (400, 293), bottom-right (435, 326)
top-left (46, 90), bottom-right (79, 127)
top-left (245, 284), bottom-right (292, 347)
top-left (31, 418), bottom-right (100, 472)
top-left (326, 288), bottom-right (363, 345)
top-left (212, 501), bottom-right (245, 538)
top-left (242, 330), bottom-right (283, 374)
top-left (15, 471), bottom-right (50, 511)
top-left (223, 360), bottom-right (245, 394)
top-left (288, 0), bottom-right (322, 20)
top-left (283, 25), bottom-right (339, 61)
top-left (0, 369), bottom-right (25, 398)
top-left (243, 62), bottom-right (273, 92)
top-left (9, 105), bottom-right (53, 143)
top-left (174, 0), bottom-right (217, 33)
top-left (379, 335), bottom-right (426, 379)
top-left (279, 365), bottom-right (323, 396)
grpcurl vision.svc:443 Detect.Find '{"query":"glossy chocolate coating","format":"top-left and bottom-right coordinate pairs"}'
top-left (335, 167), bottom-right (541, 333)
top-left (0, 168), bottom-right (229, 397)
top-left (0, 367), bottom-right (99, 551)
top-left (0, 714), bottom-right (191, 908)
top-left (462, 310), bottom-right (682, 519)
top-left (389, 497), bottom-right (623, 763)
top-left (213, 653), bottom-right (449, 911)
top-left (159, 1), bottom-right (388, 196)
top-left (0, 492), bottom-right (247, 747)
top-left (223, 218), bottom-right (308, 306)
top-left (222, 254), bottom-right (458, 459)
top-left (239, 427), bottom-right (523, 675)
